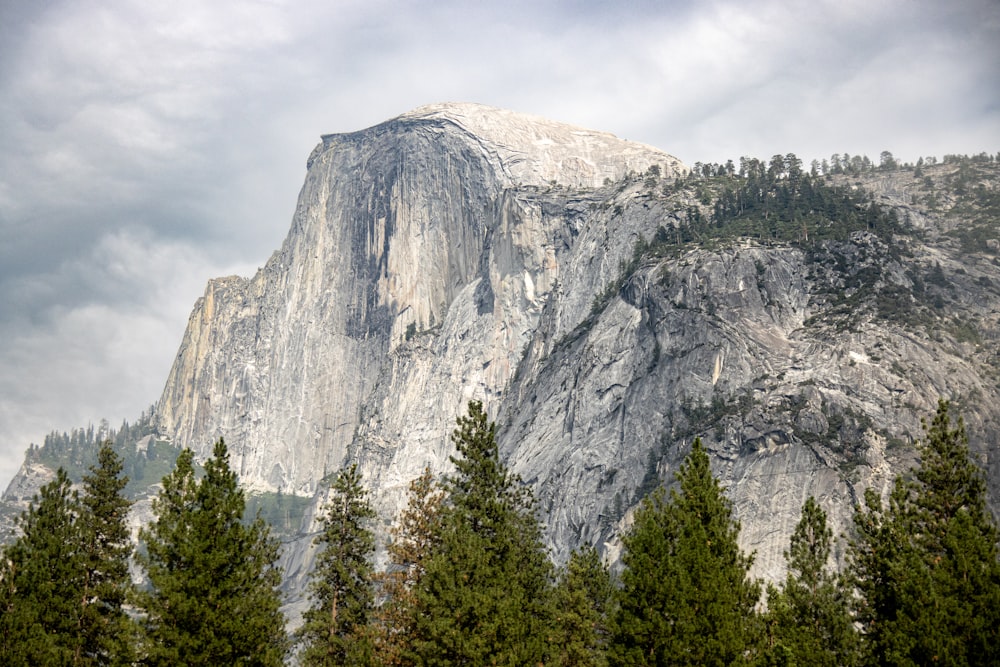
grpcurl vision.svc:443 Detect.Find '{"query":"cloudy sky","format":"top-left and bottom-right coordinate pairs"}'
top-left (1, 0), bottom-right (998, 487)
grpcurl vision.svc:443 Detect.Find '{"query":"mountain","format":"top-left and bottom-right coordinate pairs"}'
top-left (156, 102), bottom-right (685, 498)
top-left (3, 104), bottom-right (999, 620)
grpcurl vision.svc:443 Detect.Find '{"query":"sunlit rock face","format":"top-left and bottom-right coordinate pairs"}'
top-left (155, 102), bottom-right (684, 502)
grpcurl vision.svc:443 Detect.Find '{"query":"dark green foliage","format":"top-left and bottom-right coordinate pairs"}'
top-left (298, 463), bottom-right (376, 667)
top-left (548, 545), bottom-right (613, 667)
top-left (849, 480), bottom-right (925, 665)
top-left (849, 400), bottom-right (1000, 666)
top-left (0, 555), bottom-right (41, 666)
top-left (762, 497), bottom-right (858, 666)
top-left (600, 153), bottom-right (917, 279)
top-left (76, 443), bottom-right (136, 666)
top-left (409, 400), bottom-right (553, 666)
top-left (140, 440), bottom-right (287, 666)
top-left (121, 439), bottom-right (181, 498)
top-left (675, 157), bottom-right (900, 251)
top-left (0, 469), bottom-right (84, 665)
top-left (0, 443), bottom-right (136, 666)
top-left (674, 393), bottom-right (755, 442)
top-left (26, 409), bottom-right (175, 499)
top-left (610, 438), bottom-right (761, 666)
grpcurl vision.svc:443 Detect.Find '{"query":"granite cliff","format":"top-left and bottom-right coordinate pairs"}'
top-left (3, 105), bottom-right (999, 619)
top-left (156, 103), bottom-right (684, 498)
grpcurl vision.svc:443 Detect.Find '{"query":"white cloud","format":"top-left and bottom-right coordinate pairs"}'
top-left (0, 229), bottom-right (256, 485)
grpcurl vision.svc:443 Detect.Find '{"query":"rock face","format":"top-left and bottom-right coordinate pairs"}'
top-left (0, 462), bottom-right (57, 542)
top-left (156, 102), bottom-right (685, 499)
top-left (504, 234), bottom-right (999, 576)
top-left (4, 104), bottom-right (1000, 618)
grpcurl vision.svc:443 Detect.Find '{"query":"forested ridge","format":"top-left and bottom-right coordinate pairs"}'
top-left (3, 411), bottom-right (309, 542)
top-left (22, 408), bottom-right (171, 499)
top-left (560, 151), bottom-right (999, 356)
top-left (1, 399), bottom-right (997, 665)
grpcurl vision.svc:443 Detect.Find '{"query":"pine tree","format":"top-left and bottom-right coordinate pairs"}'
top-left (298, 463), bottom-right (377, 667)
top-left (849, 400), bottom-right (1000, 666)
top-left (372, 467), bottom-right (445, 666)
top-left (76, 441), bottom-right (136, 666)
top-left (848, 480), bottom-right (923, 665)
top-left (0, 468), bottom-right (85, 665)
top-left (0, 444), bottom-right (135, 666)
top-left (0, 553), bottom-right (34, 665)
top-left (408, 400), bottom-right (554, 666)
top-left (548, 544), bottom-right (613, 667)
top-left (610, 438), bottom-right (761, 666)
top-left (139, 440), bottom-right (287, 666)
top-left (762, 497), bottom-right (858, 666)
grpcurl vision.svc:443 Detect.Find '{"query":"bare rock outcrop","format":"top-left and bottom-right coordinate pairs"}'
top-left (155, 103), bottom-right (685, 499)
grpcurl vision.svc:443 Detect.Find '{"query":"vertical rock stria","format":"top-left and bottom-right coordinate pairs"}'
top-left (156, 102), bottom-right (685, 504)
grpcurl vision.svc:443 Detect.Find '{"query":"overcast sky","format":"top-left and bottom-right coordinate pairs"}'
top-left (1, 0), bottom-right (998, 488)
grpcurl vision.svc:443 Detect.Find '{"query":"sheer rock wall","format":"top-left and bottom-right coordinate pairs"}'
top-left (156, 103), bottom-right (684, 500)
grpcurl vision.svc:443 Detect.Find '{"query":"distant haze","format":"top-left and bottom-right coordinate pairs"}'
top-left (1, 0), bottom-right (998, 487)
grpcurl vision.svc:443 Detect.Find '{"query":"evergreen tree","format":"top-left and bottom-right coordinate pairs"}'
top-left (548, 544), bottom-right (613, 667)
top-left (849, 400), bottom-right (1000, 666)
top-left (762, 497), bottom-right (858, 666)
top-left (408, 400), bottom-right (553, 666)
top-left (0, 445), bottom-right (136, 667)
top-left (372, 467), bottom-right (445, 666)
top-left (610, 438), bottom-right (761, 666)
top-left (76, 442), bottom-right (136, 666)
top-left (0, 551), bottom-right (36, 665)
top-left (0, 468), bottom-right (85, 665)
top-left (848, 480), bottom-right (922, 665)
top-left (299, 463), bottom-right (376, 667)
top-left (139, 440), bottom-right (287, 666)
